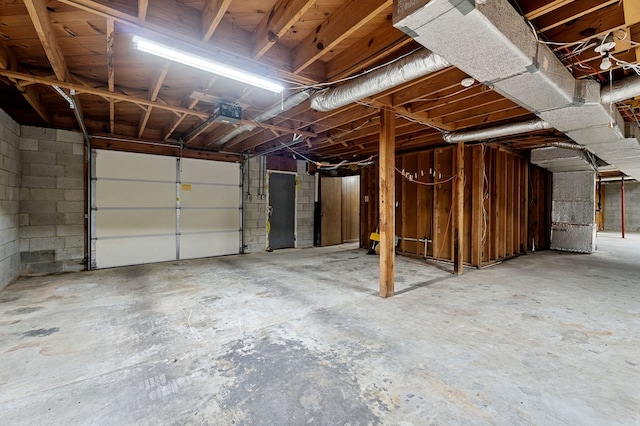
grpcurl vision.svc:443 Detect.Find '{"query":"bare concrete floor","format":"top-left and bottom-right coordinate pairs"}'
top-left (1, 232), bottom-right (639, 425)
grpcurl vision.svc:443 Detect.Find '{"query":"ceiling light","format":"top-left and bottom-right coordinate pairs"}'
top-left (133, 36), bottom-right (284, 93)
top-left (600, 56), bottom-right (612, 71)
top-left (461, 77), bottom-right (475, 87)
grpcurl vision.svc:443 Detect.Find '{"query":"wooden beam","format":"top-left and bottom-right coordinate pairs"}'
top-left (293, 0), bottom-right (391, 74)
top-left (379, 108), bottom-right (395, 298)
top-left (202, 0), bottom-right (234, 42)
top-left (23, 0), bottom-right (71, 82)
top-left (138, 0), bottom-right (149, 21)
top-left (139, 61), bottom-right (171, 138)
top-left (623, 0), bottom-right (640, 26)
top-left (533, 0), bottom-right (618, 33)
top-left (253, 0), bottom-right (316, 59)
top-left (106, 19), bottom-right (115, 134)
top-left (0, 69), bottom-right (210, 120)
top-left (453, 142), bottom-right (464, 274)
top-left (523, 0), bottom-right (574, 20)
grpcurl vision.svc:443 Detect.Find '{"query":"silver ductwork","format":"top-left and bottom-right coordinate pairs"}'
top-left (601, 75), bottom-right (640, 105)
top-left (394, 0), bottom-right (640, 181)
top-left (443, 119), bottom-right (552, 143)
top-left (215, 88), bottom-right (315, 146)
top-left (310, 49), bottom-right (449, 112)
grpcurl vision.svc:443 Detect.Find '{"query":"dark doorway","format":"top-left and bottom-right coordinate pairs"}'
top-left (269, 173), bottom-right (296, 250)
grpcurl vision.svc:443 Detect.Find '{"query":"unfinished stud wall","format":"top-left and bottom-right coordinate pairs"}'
top-left (604, 181), bottom-right (640, 232)
top-left (361, 145), bottom-right (550, 267)
top-left (0, 109), bottom-right (21, 290)
top-left (243, 156), bottom-right (314, 253)
top-left (19, 127), bottom-right (85, 275)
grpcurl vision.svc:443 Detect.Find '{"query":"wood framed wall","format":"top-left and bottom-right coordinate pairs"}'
top-left (360, 144), bottom-right (552, 268)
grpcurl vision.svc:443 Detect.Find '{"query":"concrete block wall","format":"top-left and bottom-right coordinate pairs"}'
top-left (295, 160), bottom-right (315, 249)
top-left (0, 109), bottom-right (21, 290)
top-left (19, 126), bottom-right (85, 275)
top-left (604, 181), bottom-right (640, 232)
top-left (242, 157), bottom-right (315, 253)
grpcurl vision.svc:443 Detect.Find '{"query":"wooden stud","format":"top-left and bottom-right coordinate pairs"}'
top-left (138, 0), bottom-right (149, 20)
top-left (470, 145), bottom-right (483, 267)
top-left (106, 19), bottom-right (115, 134)
top-left (139, 60), bottom-right (171, 138)
top-left (453, 142), bottom-right (464, 274)
top-left (379, 109), bottom-right (395, 298)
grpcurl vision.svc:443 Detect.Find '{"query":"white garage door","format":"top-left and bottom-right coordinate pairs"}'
top-left (91, 150), bottom-right (240, 269)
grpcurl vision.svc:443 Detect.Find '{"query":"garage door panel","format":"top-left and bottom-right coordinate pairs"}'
top-left (180, 184), bottom-right (238, 208)
top-left (96, 180), bottom-right (175, 208)
top-left (96, 209), bottom-right (175, 238)
top-left (180, 209), bottom-right (239, 233)
top-left (96, 150), bottom-right (175, 181)
top-left (96, 236), bottom-right (176, 269)
top-left (181, 158), bottom-right (240, 185)
top-left (180, 232), bottom-right (238, 260)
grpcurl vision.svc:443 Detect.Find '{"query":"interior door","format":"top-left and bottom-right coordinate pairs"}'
top-left (320, 177), bottom-right (342, 246)
top-left (269, 173), bottom-right (295, 250)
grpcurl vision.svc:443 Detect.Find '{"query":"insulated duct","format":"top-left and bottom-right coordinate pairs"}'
top-left (601, 75), bottom-right (640, 105)
top-left (310, 49), bottom-right (449, 112)
top-left (393, 0), bottom-right (640, 181)
top-left (443, 119), bottom-right (552, 143)
top-left (215, 88), bottom-right (315, 146)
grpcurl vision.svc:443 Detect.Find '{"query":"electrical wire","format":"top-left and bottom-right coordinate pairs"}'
top-left (395, 167), bottom-right (457, 186)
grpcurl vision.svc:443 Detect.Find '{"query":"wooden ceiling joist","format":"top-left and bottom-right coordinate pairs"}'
top-left (202, 0), bottom-right (233, 42)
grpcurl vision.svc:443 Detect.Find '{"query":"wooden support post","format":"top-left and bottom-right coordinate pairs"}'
top-left (453, 142), bottom-right (464, 274)
top-left (379, 109), bottom-right (395, 298)
top-left (621, 177), bottom-right (626, 239)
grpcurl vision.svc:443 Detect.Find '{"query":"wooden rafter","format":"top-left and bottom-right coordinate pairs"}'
top-left (23, 0), bottom-right (71, 83)
top-left (293, 0), bottom-right (391, 74)
top-left (106, 19), bottom-right (115, 134)
top-left (0, 69), bottom-right (210, 120)
top-left (138, 61), bottom-right (171, 138)
top-left (252, 0), bottom-right (316, 59)
top-left (202, 0), bottom-right (234, 41)
top-left (138, 0), bottom-right (149, 21)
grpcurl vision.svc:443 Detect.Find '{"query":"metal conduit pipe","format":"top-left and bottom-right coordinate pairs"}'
top-left (443, 119), bottom-right (553, 143)
top-left (215, 88), bottom-right (316, 146)
top-left (310, 49), bottom-right (449, 112)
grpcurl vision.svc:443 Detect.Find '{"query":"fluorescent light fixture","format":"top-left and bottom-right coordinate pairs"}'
top-left (133, 36), bottom-right (284, 93)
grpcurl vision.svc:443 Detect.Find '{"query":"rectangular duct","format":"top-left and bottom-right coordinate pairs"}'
top-left (393, 0), bottom-right (640, 182)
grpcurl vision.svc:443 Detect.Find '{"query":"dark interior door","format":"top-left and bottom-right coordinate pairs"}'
top-left (269, 173), bottom-right (295, 250)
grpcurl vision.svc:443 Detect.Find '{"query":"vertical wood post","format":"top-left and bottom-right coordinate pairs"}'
top-left (621, 177), bottom-right (626, 239)
top-left (453, 142), bottom-right (464, 274)
top-left (379, 109), bottom-right (395, 298)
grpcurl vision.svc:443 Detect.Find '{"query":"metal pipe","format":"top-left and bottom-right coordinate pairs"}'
top-left (443, 119), bottom-right (553, 143)
top-left (215, 88), bottom-right (315, 146)
top-left (310, 49), bottom-right (449, 112)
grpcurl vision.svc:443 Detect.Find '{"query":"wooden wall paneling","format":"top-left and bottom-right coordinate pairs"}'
top-left (470, 145), bottom-right (484, 267)
top-left (463, 145), bottom-right (473, 265)
top-left (402, 153), bottom-right (419, 255)
top-left (341, 176), bottom-right (360, 242)
top-left (490, 148), bottom-right (499, 261)
top-left (498, 150), bottom-right (508, 259)
top-left (513, 156), bottom-right (521, 255)
top-left (528, 166), bottom-right (540, 250)
top-left (433, 147), bottom-right (453, 261)
top-left (320, 177), bottom-right (342, 246)
top-left (520, 157), bottom-right (529, 253)
top-left (396, 154), bottom-right (404, 252)
top-left (506, 153), bottom-right (515, 257)
top-left (417, 151), bottom-right (433, 257)
top-left (453, 142), bottom-right (464, 274)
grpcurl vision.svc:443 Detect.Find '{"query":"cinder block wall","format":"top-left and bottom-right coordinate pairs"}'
top-left (19, 126), bottom-right (85, 275)
top-left (242, 156), bottom-right (315, 253)
top-left (0, 109), bottom-right (21, 290)
top-left (605, 181), bottom-right (640, 232)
